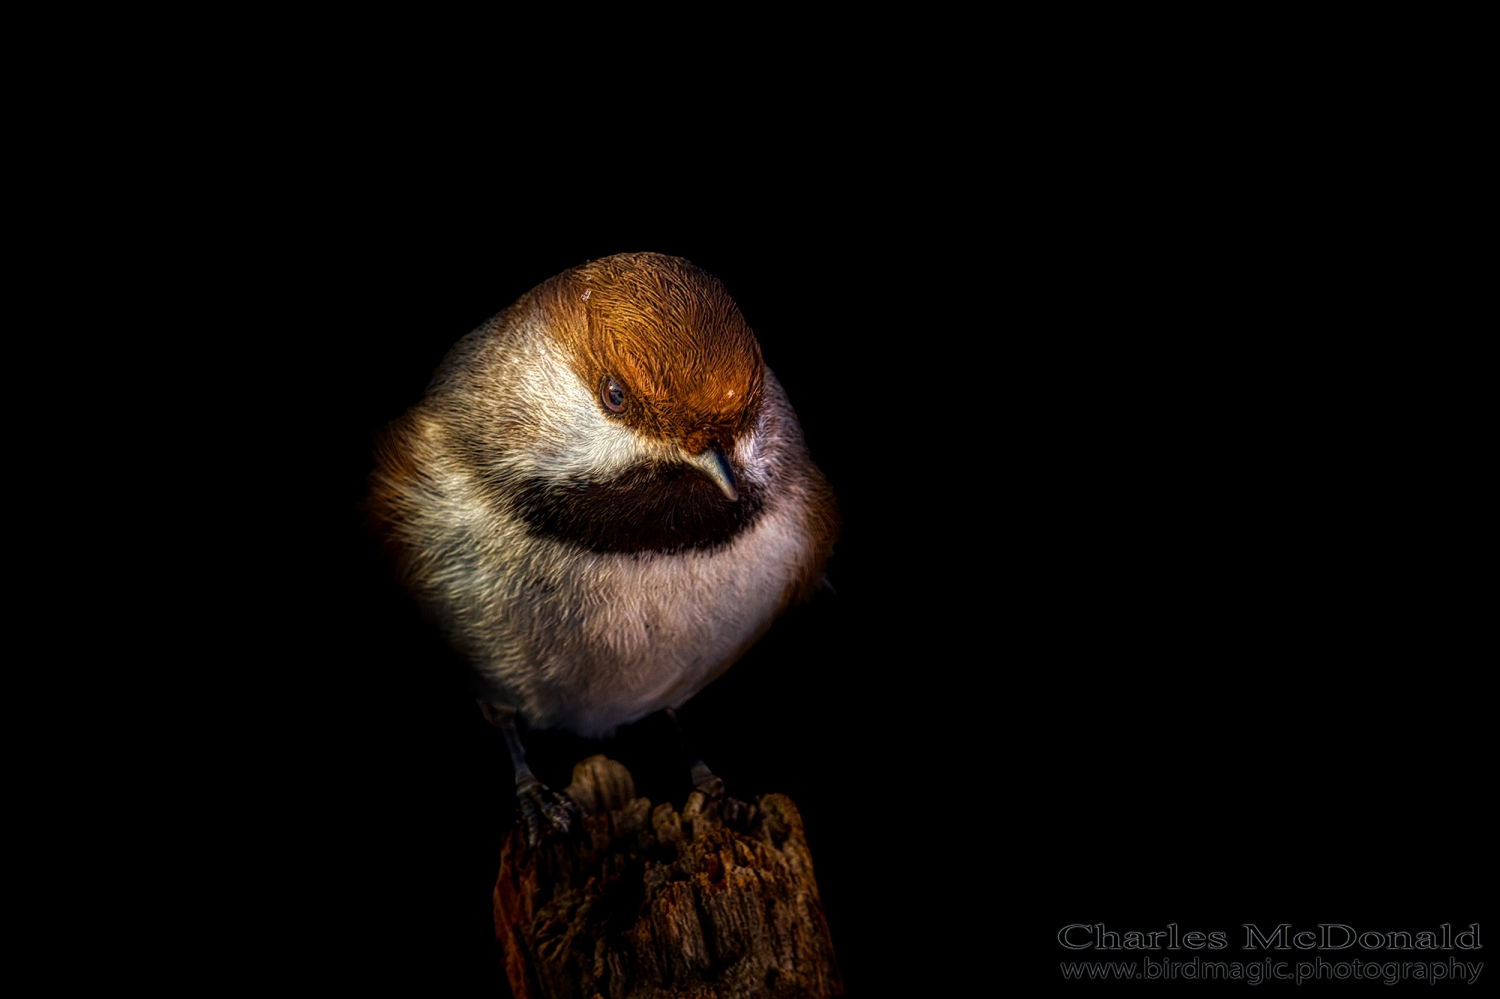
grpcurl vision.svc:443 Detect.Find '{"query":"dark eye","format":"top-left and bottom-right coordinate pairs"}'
top-left (600, 377), bottom-right (625, 413)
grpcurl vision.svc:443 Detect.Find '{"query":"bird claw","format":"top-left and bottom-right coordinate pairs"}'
top-left (690, 763), bottom-right (725, 800)
top-left (516, 777), bottom-right (579, 847)
top-left (685, 764), bottom-right (752, 830)
top-left (720, 794), bottom-right (751, 829)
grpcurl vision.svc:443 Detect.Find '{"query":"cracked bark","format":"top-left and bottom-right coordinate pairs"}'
top-left (494, 756), bottom-right (843, 999)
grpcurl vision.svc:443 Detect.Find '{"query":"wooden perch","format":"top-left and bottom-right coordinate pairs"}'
top-left (493, 756), bottom-right (843, 999)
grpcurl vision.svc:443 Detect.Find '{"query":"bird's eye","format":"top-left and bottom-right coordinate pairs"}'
top-left (601, 377), bottom-right (626, 413)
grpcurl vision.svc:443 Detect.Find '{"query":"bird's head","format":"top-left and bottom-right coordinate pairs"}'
top-left (441, 252), bottom-right (777, 553)
top-left (563, 252), bottom-right (764, 503)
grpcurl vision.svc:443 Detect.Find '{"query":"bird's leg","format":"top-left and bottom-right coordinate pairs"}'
top-left (661, 707), bottom-right (724, 797)
top-left (479, 701), bottom-right (578, 846)
top-left (660, 708), bottom-right (751, 826)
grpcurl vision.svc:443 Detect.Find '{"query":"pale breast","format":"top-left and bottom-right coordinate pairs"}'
top-left (508, 492), bottom-right (816, 735)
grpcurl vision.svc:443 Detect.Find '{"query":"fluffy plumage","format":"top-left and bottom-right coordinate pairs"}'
top-left (369, 252), bottom-right (838, 739)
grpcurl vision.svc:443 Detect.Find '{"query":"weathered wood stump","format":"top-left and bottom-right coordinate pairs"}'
top-left (494, 756), bottom-right (842, 999)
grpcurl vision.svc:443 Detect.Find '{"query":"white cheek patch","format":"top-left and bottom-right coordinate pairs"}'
top-left (732, 372), bottom-right (793, 489)
top-left (496, 336), bottom-right (671, 482)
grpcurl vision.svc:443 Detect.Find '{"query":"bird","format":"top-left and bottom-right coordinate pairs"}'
top-left (367, 252), bottom-right (839, 844)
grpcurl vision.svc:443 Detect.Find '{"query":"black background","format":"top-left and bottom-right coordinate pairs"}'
top-left (186, 139), bottom-right (1486, 992)
top-left (18, 22), bottom-right (1482, 990)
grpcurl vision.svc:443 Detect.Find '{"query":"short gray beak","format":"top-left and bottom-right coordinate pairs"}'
top-left (685, 444), bottom-right (738, 501)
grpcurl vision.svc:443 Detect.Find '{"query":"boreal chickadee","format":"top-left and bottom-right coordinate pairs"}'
top-left (369, 252), bottom-right (838, 843)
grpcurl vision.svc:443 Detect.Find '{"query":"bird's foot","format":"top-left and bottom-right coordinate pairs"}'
top-left (686, 763), bottom-right (753, 830)
top-left (682, 786), bottom-right (755, 833)
top-left (690, 761), bottom-right (725, 799)
top-left (516, 776), bottom-right (580, 847)
top-left (720, 794), bottom-right (752, 829)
